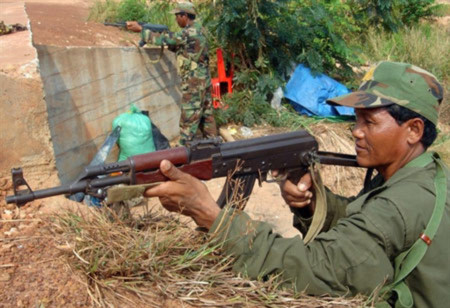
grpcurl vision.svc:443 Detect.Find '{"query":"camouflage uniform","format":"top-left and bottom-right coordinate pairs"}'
top-left (0, 21), bottom-right (27, 36)
top-left (209, 62), bottom-right (449, 307)
top-left (0, 21), bottom-right (13, 35)
top-left (141, 20), bottom-right (217, 145)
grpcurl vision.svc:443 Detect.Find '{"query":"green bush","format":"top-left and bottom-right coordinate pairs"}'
top-left (347, 0), bottom-right (441, 31)
top-left (347, 0), bottom-right (399, 31)
top-left (116, 0), bottom-right (148, 22)
top-left (201, 0), bottom-right (357, 127)
top-left (397, 0), bottom-right (440, 26)
top-left (202, 0), bottom-right (354, 79)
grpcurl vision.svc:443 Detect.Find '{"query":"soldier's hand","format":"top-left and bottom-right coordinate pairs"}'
top-left (273, 170), bottom-right (314, 212)
top-left (126, 21), bottom-right (142, 32)
top-left (144, 160), bottom-right (221, 229)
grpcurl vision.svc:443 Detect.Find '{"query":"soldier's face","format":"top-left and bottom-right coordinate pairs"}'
top-left (352, 108), bottom-right (411, 179)
top-left (175, 13), bottom-right (188, 28)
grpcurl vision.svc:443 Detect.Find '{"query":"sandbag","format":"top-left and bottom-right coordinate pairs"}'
top-left (113, 105), bottom-right (155, 161)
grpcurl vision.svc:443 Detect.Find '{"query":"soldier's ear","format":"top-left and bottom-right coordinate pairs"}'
top-left (405, 118), bottom-right (424, 146)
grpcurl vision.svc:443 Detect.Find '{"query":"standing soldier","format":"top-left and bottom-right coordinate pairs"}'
top-left (127, 2), bottom-right (218, 146)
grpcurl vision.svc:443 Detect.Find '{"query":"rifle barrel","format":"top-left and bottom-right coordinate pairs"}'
top-left (5, 174), bottom-right (131, 205)
top-left (317, 151), bottom-right (358, 167)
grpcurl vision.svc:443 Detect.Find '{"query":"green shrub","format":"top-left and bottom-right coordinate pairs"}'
top-left (202, 0), bottom-right (357, 128)
top-left (347, 0), bottom-right (399, 31)
top-left (397, 0), bottom-right (441, 26)
top-left (116, 0), bottom-right (148, 21)
top-left (202, 0), bottom-right (354, 79)
top-left (145, 1), bottom-right (177, 29)
top-left (347, 0), bottom-right (441, 31)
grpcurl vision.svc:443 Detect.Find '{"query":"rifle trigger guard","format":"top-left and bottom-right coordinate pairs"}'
top-left (266, 170), bottom-right (287, 184)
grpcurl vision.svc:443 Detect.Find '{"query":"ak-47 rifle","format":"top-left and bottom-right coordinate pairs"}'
top-left (104, 21), bottom-right (169, 47)
top-left (6, 130), bottom-right (359, 209)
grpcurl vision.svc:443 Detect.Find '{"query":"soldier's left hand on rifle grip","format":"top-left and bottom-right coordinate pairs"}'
top-left (126, 21), bottom-right (142, 32)
top-left (144, 160), bottom-right (221, 230)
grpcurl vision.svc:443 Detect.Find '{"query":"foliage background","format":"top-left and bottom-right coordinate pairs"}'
top-left (89, 0), bottom-right (449, 128)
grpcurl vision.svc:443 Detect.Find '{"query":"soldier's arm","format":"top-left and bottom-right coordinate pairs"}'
top-left (141, 28), bottom-right (185, 48)
top-left (209, 196), bottom-right (404, 296)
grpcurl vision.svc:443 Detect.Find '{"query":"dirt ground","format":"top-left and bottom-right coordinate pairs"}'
top-left (0, 1), bottom-right (448, 307)
top-left (25, 2), bottom-right (140, 47)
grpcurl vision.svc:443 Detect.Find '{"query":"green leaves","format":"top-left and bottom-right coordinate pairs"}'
top-left (199, 0), bottom-right (356, 127)
top-left (116, 0), bottom-right (148, 22)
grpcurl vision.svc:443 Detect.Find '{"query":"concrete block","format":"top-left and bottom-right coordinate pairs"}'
top-left (36, 45), bottom-right (182, 183)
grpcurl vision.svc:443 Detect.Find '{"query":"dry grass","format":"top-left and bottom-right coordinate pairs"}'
top-left (51, 206), bottom-right (369, 307)
top-left (431, 123), bottom-right (450, 165)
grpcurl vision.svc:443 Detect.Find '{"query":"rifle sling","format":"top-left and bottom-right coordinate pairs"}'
top-left (376, 152), bottom-right (447, 308)
top-left (303, 163), bottom-right (327, 244)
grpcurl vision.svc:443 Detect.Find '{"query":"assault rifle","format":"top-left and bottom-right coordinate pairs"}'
top-left (6, 130), bottom-right (359, 208)
top-left (104, 21), bottom-right (169, 47)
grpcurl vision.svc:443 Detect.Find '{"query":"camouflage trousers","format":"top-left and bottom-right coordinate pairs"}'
top-left (179, 82), bottom-right (217, 146)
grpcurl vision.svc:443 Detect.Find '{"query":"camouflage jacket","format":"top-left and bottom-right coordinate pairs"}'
top-left (209, 152), bottom-right (450, 307)
top-left (141, 21), bottom-right (210, 87)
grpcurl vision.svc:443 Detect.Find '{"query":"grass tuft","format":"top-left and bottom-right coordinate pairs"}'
top-left (88, 0), bottom-right (120, 22)
top-left (355, 23), bottom-right (449, 84)
top-left (52, 206), bottom-right (368, 307)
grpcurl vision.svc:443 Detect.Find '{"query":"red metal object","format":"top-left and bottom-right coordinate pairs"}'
top-left (211, 48), bottom-right (233, 109)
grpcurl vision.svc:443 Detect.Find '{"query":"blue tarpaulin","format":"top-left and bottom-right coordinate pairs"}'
top-left (284, 64), bottom-right (355, 117)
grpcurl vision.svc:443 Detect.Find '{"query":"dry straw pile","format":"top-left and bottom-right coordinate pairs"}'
top-left (52, 205), bottom-right (369, 307)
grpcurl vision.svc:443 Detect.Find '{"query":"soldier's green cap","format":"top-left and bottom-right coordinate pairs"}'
top-left (171, 2), bottom-right (196, 15)
top-left (327, 61), bottom-right (444, 125)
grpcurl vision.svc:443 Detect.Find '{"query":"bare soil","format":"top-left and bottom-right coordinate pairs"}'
top-left (25, 2), bottom-right (140, 47)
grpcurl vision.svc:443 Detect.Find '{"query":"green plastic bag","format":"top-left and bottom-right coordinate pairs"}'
top-left (112, 105), bottom-right (155, 161)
